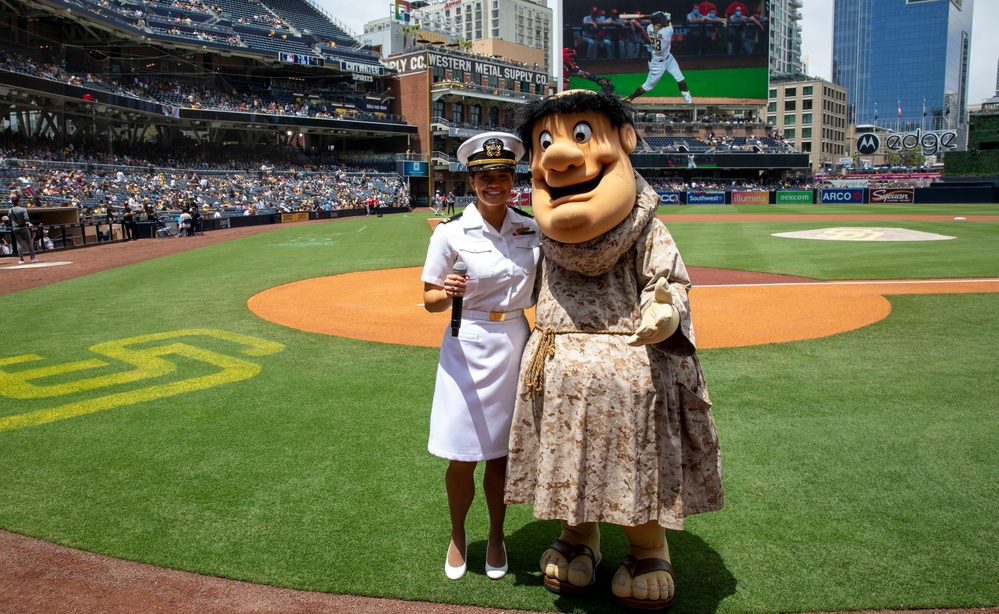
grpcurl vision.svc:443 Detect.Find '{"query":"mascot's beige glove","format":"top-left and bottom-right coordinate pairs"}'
top-left (626, 278), bottom-right (680, 347)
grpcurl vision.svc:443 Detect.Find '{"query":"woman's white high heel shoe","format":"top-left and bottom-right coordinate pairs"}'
top-left (485, 541), bottom-right (508, 580)
top-left (445, 534), bottom-right (467, 580)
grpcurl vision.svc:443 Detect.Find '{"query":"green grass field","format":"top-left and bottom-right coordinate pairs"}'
top-left (569, 66), bottom-right (769, 100)
top-left (1, 206), bottom-right (998, 613)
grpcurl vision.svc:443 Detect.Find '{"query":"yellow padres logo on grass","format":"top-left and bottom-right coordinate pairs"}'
top-left (0, 329), bottom-right (284, 432)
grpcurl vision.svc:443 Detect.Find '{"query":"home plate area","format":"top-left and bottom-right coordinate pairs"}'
top-left (773, 227), bottom-right (955, 241)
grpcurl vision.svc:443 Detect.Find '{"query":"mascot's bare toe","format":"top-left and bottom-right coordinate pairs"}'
top-left (612, 555), bottom-right (675, 610)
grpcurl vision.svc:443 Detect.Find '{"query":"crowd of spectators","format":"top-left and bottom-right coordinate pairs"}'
top-left (0, 140), bottom-right (411, 223)
top-left (0, 51), bottom-right (406, 124)
top-left (160, 0), bottom-right (218, 16)
top-left (234, 14), bottom-right (290, 30)
top-left (645, 175), bottom-right (815, 192)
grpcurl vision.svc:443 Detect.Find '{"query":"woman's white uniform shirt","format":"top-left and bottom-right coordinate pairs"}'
top-left (422, 204), bottom-right (541, 461)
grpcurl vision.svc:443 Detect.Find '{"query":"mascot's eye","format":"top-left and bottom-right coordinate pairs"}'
top-left (539, 131), bottom-right (553, 150)
top-left (572, 122), bottom-right (592, 143)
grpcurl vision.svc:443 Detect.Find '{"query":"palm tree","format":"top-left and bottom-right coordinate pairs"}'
top-left (401, 24), bottom-right (421, 50)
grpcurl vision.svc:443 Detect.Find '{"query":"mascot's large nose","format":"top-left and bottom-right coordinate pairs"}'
top-left (540, 142), bottom-right (585, 173)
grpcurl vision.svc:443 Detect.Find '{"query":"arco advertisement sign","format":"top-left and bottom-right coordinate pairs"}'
top-left (820, 188), bottom-right (865, 204)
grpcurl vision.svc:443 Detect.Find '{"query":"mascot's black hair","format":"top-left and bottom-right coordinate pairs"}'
top-left (516, 91), bottom-right (635, 153)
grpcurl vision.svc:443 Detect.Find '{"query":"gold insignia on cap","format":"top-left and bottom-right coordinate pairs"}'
top-left (484, 138), bottom-right (503, 158)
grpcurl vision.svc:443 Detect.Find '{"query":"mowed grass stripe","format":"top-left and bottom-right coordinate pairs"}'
top-left (0, 208), bottom-right (997, 613)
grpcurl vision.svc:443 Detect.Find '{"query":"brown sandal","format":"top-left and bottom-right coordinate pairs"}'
top-left (613, 555), bottom-right (675, 610)
top-left (541, 539), bottom-right (602, 595)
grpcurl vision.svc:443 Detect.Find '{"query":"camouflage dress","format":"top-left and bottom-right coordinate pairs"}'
top-left (505, 174), bottom-right (724, 530)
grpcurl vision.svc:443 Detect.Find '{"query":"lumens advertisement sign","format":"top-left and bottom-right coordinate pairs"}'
top-left (776, 190), bottom-right (814, 204)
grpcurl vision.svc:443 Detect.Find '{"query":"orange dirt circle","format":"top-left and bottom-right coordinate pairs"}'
top-left (247, 268), bottom-right (999, 349)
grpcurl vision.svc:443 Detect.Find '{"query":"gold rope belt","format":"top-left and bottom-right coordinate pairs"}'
top-left (524, 327), bottom-right (634, 392)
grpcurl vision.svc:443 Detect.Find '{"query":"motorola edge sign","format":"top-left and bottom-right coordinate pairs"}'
top-left (856, 134), bottom-right (880, 155)
top-left (855, 129), bottom-right (958, 156)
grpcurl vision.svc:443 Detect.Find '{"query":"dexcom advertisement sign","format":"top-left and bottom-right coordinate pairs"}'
top-left (820, 189), bottom-right (865, 204)
top-left (776, 190), bottom-right (814, 204)
top-left (687, 191), bottom-right (726, 205)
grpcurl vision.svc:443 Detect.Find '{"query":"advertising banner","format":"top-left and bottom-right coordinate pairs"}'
top-left (561, 0), bottom-right (769, 102)
top-left (776, 190), bottom-right (814, 204)
top-left (869, 188), bottom-right (915, 204)
top-left (731, 191), bottom-right (769, 205)
top-left (507, 192), bottom-right (531, 208)
top-left (400, 161), bottom-right (429, 177)
top-left (657, 191), bottom-right (683, 205)
top-left (819, 188), bottom-right (865, 204)
top-left (281, 212), bottom-right (309, 223)
top-left (686, 191), bottom-right (725, 205)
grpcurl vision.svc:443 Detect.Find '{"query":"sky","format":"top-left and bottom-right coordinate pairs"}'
top-left (325, 0), bottom-right (999, 106)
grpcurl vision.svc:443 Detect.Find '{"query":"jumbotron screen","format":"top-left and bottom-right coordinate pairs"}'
top-left (560, 0), bottom-right (770, 104)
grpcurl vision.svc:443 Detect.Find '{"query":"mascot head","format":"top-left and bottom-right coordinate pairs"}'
top-left (517, 90), bottom-right (637, 244)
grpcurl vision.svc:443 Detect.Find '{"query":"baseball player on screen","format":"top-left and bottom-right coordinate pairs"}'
top-left (626, 11), bottom-right (693, 104)
top-left (563, 47), bottom-right (616, 94)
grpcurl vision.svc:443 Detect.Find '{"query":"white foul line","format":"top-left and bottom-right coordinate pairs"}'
top-left (698, 278), bottom-right (999, 289)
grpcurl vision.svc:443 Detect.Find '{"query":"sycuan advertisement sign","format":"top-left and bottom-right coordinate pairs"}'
top-left (870, 188), bottom-right (915, 204)
top-left (776, 190), bottom-right (813, 204)
top-left (561, 0), bottom-right (770, 102)
top-left (731, 191), bottom-right (769, 204)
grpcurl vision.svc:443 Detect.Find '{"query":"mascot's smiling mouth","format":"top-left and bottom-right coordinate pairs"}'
top-left (547, 172), bottom-right (603, 202)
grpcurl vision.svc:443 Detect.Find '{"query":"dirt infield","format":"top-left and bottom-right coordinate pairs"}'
top-left (2, 214), bottom-right (998, 614)
top-left (247, 268), bottom-right (999, 349)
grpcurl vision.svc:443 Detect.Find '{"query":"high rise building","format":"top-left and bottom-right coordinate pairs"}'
top-left (769, 0), bottom-right (804, 77)
top-left (768, 76), bottom-right (849, 172)
top-left (362, 0), bottom-right (551, 73)
top-left (832, 0), bottom-right (974, 140)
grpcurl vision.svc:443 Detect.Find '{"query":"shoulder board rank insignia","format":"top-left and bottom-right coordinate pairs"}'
top-left (442, 212), bottom-right (463, 224)
top-left (508, 206), bottom-right (534, 218)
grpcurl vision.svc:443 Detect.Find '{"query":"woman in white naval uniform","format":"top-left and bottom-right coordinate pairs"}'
top-left (421, 131), bottom-right (541, 581)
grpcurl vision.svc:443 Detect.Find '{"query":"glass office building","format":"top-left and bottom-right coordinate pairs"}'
top-left (832, 0), bottom-right (974, 139)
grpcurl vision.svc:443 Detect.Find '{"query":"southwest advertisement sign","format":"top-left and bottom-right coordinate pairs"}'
top-left (731, 191), bottom-right (769, 205)
top-left (870, 188), bottom-right (915, 204)
top-left (776, 190), bottom-right (814, 204)
top-left (820, 188), bottom-right (865, 204)
top-left (561, 0), bottom-right (769, 102)
top-left (657, 191), bottom-right (683, 205)
top-left (687, 191), bottom-right (725, 205)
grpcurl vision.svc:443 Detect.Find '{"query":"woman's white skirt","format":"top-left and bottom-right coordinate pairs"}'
top-left (428, 315), bottom-right (530, 461)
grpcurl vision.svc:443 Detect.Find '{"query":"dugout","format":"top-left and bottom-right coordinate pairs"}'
top-left (0, 206), bottom-right (93, 248)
